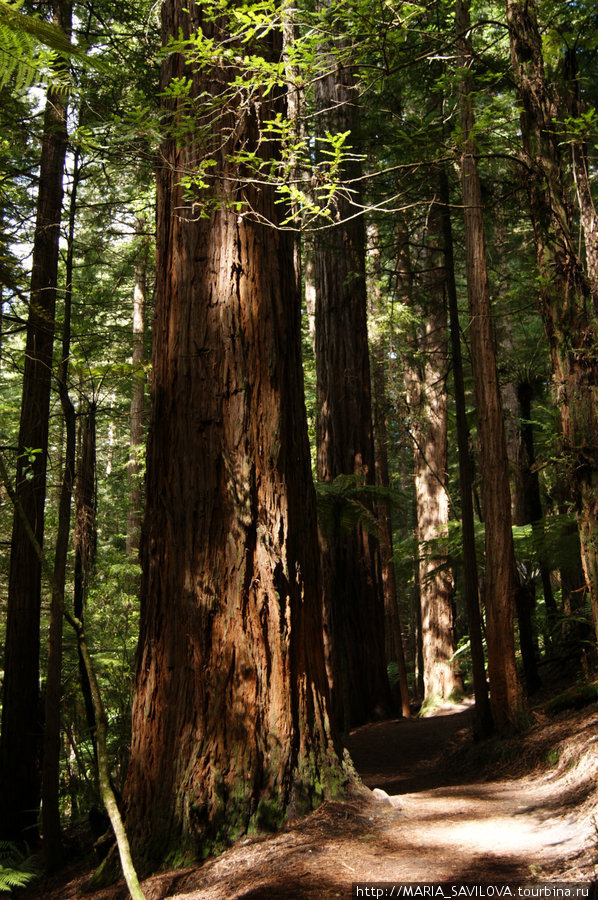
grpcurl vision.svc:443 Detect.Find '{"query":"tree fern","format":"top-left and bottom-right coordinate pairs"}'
top-left (315, 473), bottom-right (402, 544)
top-left (0, 842), bottom-right (37, 893)
top-left (0, 0), bottom-right (100, 90)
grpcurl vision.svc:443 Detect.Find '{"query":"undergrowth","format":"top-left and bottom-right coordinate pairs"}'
top-left (0, 842), bottom-right (37, 893)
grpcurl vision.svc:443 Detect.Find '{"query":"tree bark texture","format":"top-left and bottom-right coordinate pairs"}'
top-left (0, 0), bottom-right (71, 842)
top-left (505, 0), bottom-right (598, 640)
top-left (563, 48), bottom-right (598, 297)
top-left (313, 19), bottom-right (390, 730)
top-left (458, 0), bottom-right (524, 729)
top-left (124, 1), bottom-right (345, 869)
top-left (403, 201), bottom-right (461, 703)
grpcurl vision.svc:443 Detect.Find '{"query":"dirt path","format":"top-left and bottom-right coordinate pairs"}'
top-left (343, 701), bottom-right (594, 883)
top-left (24, 700), bottom-right (598, 899)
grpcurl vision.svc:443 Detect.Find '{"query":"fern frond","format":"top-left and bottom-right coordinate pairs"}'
top-left (315, 474), bottom-right (392, 542)
top-left (0, 0), bottom-right (103, 90)
top-left (0, 2), bottom-right (41, 90)
top-left (0, 843), bottom-right (37, 893)
top-left (0, 864), bottom-right (35, 891)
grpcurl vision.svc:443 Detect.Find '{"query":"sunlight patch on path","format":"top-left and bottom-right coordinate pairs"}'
top-left (393, 779), bottom-right (589, 872)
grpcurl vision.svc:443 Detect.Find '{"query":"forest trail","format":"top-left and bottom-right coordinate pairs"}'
top-left (27, 699), bottom-right (598, 900)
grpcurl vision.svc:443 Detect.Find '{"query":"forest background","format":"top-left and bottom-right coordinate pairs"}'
top-left (0, 0), bottom-right (597, 890)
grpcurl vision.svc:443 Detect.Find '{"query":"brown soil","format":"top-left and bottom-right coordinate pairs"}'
top-left (20, 697), bottom-right (598, 899)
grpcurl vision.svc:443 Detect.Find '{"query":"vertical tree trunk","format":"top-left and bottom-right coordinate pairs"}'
top-left (505, 0), bottom-right (598, 640)
top-left (74, 401), bottom-right (98, 761)
top-left (41, 147), bottom-right (80, 871)
top-left (563, 48), bottom-right (598, 296)
top-left (404, 201), bottom-right (461, 703)
top-left (126, 216), bottom-right (148, 558)
top-left (517, 379), bottom-right (557, 637)
top-left (457, 0), bottom-right (524, 729)
top-left (438, 168), bottom-right (492, 735)
top-left (0, 0), bottom-right (71, 842)
top-left (559, 515), bottom-right (589, 654)
top-left (369, 223), bottom-right (411, 717)
top-left (500, 365), bottom-right (542, 690)
top-left (313, 12), bottom-right (390, 729)
top-left (124, 1), bottom-right (345, 869)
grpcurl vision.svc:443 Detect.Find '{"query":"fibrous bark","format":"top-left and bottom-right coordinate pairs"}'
top-left (403, 202), bottom-right (461, 703)
top-left (124, 1), bottom-right (345, 868)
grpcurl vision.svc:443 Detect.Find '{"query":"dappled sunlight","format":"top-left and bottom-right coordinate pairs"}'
top-left (393, 785), bottom-right (584, 859)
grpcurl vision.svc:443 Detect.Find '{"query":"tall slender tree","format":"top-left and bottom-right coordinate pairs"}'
top-left (124, 0), bottom-right (346, 867)
top-left (0, 0), bottom-right (72, 842)
top-left (368, 222), bottom-right (411, 718)
top-left (457, 0), bottom-right (524, 729)
top-left (41, 143), bottom-right (81, 870)
top-left (126, 214), bottom-right (148, 558)
top-left (404, 197), bottom-right (461, 703)
top-left (313, 2), bottom-right (391, 729)
top-left (438, 167), bottom-right (492, 735)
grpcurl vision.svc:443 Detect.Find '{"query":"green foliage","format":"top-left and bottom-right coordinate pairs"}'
top-left (315, 473), bottom-right (399, 543)
top-left (0, 0), bottom-right (70, 90)
top-left (0, 843), bottom-right (37, 893)
top-left (543, 747), bottom-right (560, 765)
top-left (0, 0), bottom-right (109, 90)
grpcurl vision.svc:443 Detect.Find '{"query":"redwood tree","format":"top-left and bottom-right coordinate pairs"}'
top-left (403, 199), bottom-right (461, 703)
top-left (124, 0), bottom-right (345, 867)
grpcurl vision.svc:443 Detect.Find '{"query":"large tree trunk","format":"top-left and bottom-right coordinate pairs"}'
top-left (403, 201), bottom-right (461, 703)
top-left (124, 2), bottom-right (345, 869)
top-left (505, 0), bottom-right (598, 640)
top-left (0, 0), bottom-right (71, 842)
top-left (457, 0), bottom-right (524, 729)
top-left (313, 16), bottom-right (390, 730)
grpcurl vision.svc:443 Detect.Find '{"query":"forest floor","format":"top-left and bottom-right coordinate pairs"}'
top-left (21, 686), bottom-right (598, 899)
